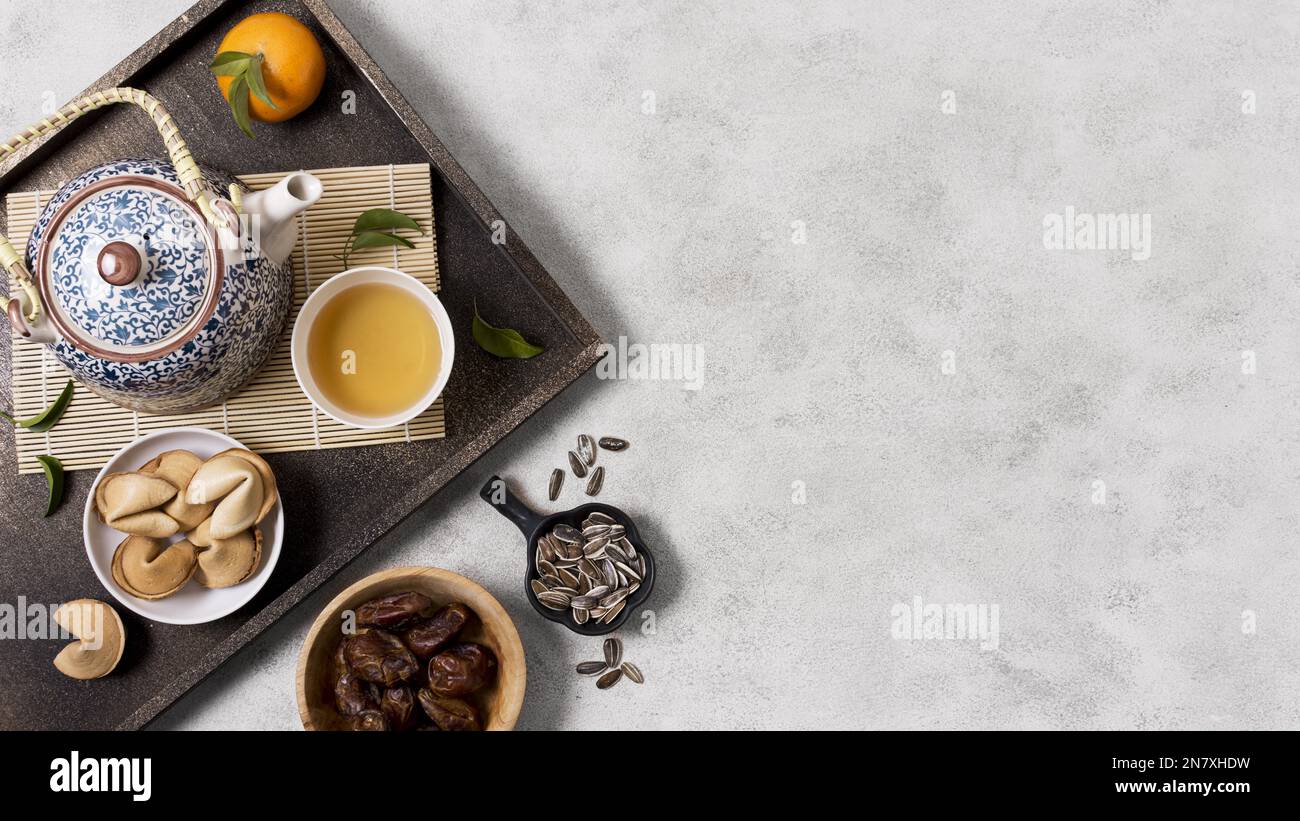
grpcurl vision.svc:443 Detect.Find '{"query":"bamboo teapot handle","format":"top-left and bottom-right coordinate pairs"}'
top-left (0, 87), bottom-right (228, 330)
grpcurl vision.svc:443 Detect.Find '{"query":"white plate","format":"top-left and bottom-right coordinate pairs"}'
top-left (83, 427), bottom-right (284, 625)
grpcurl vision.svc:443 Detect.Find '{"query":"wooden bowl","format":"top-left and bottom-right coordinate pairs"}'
top-left (296, 566), bottom-right (526, 731)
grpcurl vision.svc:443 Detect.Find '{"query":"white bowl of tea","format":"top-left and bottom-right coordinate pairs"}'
top-left (291, 266), bottom-right (454, 429)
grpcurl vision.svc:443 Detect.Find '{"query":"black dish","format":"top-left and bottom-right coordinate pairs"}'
top-left (479, 475), bottom-right (654, 636)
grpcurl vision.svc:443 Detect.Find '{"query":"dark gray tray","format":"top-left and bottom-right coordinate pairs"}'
top-left (0, 0), bottom-right (602, 729)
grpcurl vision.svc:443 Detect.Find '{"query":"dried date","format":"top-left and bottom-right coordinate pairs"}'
top-left (380, 686), bottom-right (418, 731)
top-left (346, 710), bottom-right (391, 732)
top-left (427, 643), bottom-right (497, 697)
top-left (344, 630), bottom-right (420, 687)
top-left (403, 602), bottom-right (474, 659)
top-left (334, 671), bottom-right (377, 716)
top-left (417, 689), bottom-right (483, 731)
top-left (355, 591), bottom-right (436, 630)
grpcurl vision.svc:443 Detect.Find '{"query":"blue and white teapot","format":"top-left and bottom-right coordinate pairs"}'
top-left (1, 87), bottom-right (321, 413)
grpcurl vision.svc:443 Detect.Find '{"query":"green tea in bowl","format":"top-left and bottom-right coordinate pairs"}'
top-left (292, 267), bottom-right (454, 429)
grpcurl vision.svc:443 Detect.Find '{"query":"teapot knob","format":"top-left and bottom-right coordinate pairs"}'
top-left (97, 240), bottom-right (143, 287)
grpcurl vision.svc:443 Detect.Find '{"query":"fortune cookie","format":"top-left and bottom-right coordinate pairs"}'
top-left (94, 472), bottom-right (181, 538)
top-left (139, 449), bottom-right (213, 531)
top-left (190, 520), bottom-right (263, 589)
top-left (187, 449), bottom-right (278, 540)
top-left (111, 534), bottom-right (198, 600)
top-left (52, 599), bottom-right (126, 680)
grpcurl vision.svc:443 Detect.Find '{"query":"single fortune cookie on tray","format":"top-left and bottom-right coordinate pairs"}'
top-left (186, 449), bottom-right (278, 540)
top-left (94, 472), bottom-right (182, 538)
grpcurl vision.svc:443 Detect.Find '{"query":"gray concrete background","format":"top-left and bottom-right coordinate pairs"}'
top-left (3, 0), bottom-right (1298, 729)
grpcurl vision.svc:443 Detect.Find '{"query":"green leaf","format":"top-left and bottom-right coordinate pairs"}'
top-left (1, 379), bottom-right (73, 432)
top-left (37, 455), bottom-right (64, 518)
top-left (228, 74), bottom-right (255, 139)
top-left (351, 208), bottom-right (421, 236)
top-left (209, 50), bottom-right (255, 72)
top-left (350, 230), bottom-right (417, 253)
top-left (472, 303), bottom-right (544, 359)
top-left (243, 54), bottom-right (278, 110)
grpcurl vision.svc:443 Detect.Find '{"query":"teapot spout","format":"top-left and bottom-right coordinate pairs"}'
top-left (240, 172), bottom-right (323, 264)
top-left (6, 293), bottom-right (58, 346)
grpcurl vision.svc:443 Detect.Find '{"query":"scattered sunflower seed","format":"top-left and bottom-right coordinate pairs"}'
top-left (548, 468), bottom-right (564, 501)
top-left (596, 668), bottom-right (623, 689)
top-left (577, 434), bottom-right (596, 466)
top-left (598, 437), bottom-right (629, 451)
top-left (568, 451), bottom-right (587, 478)
top-left (576, 661), bottom-right (607, 675)
top-left (585, 465), bottom-right (605, 496)
top-left (604, 637), bottom-right (622, 668)
top-left (620, 662), bottom-right (644, 684)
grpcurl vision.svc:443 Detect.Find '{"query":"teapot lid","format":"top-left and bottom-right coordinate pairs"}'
top-left (35, 169), bottom-right (224, 362)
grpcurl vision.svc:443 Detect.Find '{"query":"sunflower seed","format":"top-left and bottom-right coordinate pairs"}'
top-left (576, 660), bottom-right (607, 675)
top-left (585, 584), bottom-right (611, 598)
top-left (537, 591), bottom-right (570, 610)
top-left (620, 662), bottom-right (644, 684)
top-left (537, 559), bottom-right (558, 578)
top-left (638, 555), bottom-right (647, 577)
top-left (560, 541), bottom-right (583, 561)
top-left (586, 512), bottom-right (617, 526)
top-left (548, 468), bottom-right (564, 501)
top-left (530, 579), bottom-right (549, 597)
top-left (606, 524), bottom-right (625, 539)
top-left (578, 558), bottom-right (601, 579)
top-left (614, 561), bottom-right (641, 582)
top-left (557, 567), bottom-right (580, 588)
top-left (602, 558), bottom-right (619, 587)
top-left (601, 600), bottom-right (626, 624)
top-left (582, 524), bottom-right (611, 539)
top-left (549, 586), bottom-right (579, 596)
top-left (553, 524), bottom-right (582, 544)
top-left (540, 574), bottom-right (563, 589)
top-left (596, 668), bottom-right (623, 689)
top-left (574, 608), bottom-right (589, 625)
top-left (539, 538), bottom-right (557, 564)
top-left (570, 595), bottom-right (599, 609)
top-left (599, 588), bottom-right (630, 609)
top-left (583, 535), bottom-right (609, 558)
top-left (603, 637), bottom-right (622, 668)
top-left (585, 466), bottom-right (604, 496)
top-left (598, 437), bottom-right (629, 452)
top-left (577, 434), bottom-right (596, 466)
top-left (605, 543), bottom-right (629, 565)
top-left (568, 451), bottom-right (587, 478)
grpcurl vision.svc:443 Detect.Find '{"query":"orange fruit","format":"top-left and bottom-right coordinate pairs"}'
top-left (216, 12), bottom-right (326, 123)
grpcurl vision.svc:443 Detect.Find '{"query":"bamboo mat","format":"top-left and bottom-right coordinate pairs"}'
top-left (5, 163), bottom-right (444, 475)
